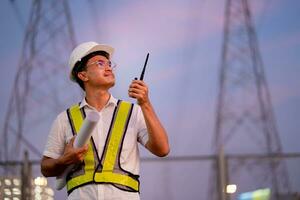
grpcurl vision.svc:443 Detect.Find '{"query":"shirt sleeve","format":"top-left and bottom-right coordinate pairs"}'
top-left (135, 105), bottom-right (149, 147)
top-left (43, 112), bottom-right (67, 159)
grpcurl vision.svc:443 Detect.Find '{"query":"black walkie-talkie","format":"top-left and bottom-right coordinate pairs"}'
top-left (135, 53), bottom-right (149, 81)
top-left (139, 53), bottom-right (149, 80)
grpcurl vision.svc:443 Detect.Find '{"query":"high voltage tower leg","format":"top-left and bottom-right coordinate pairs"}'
top-left (1, 0), bottom-right (78, 173)
top-left (211, 0), bottom-right (290, 199)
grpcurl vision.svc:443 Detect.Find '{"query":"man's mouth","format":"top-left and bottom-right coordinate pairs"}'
top-left (104, 73), bottom-right (114, 77)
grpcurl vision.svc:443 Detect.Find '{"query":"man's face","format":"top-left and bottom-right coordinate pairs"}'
top-left (81, 55), bottom-right (115, 89)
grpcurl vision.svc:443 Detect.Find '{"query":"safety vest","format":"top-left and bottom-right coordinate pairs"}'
top-left (65, 100), bottom-right (140, 195)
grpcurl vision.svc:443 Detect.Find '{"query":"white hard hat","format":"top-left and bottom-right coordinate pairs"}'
top-left (68, 41), bottom-right (114, 81)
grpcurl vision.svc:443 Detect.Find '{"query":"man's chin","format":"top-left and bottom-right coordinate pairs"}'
top-left (107, 81), bottom-right (115, 88)
top-left (110, 82), bottom-right (115, 87)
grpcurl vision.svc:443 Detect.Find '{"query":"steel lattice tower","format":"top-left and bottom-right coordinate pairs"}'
top-left (0, 0), bottom-right (79, 171)
top-left (212, 0), bottom-right (290, 199)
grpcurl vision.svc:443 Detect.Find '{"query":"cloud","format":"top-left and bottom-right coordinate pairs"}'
top-left (96, 1), bottom-right (226, 56)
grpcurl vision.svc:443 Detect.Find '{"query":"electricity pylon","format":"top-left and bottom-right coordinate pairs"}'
top-left (212, 0), bottom-right (290, 199)
top-left (1, 0), bottom-right (79, 173)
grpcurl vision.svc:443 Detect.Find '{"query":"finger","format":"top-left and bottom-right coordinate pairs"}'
top-left (132, 80), bottom-right (146, 87)
top-left (128, 92), bottom-right (143, 99)
top-left (76, 154), bottom-right (84, 162)
top-left (128, 89), bottom-right (146, 98)
top-left (128, 87), bottom-right (146, 96)
top-left (77, 146), bottom-right (88, 154)
top-left (130, 81), bottom-right (145, 87)
top-left (128, 88), bottom-right (147, 96)
top-left (69, 137), bottom-right (75, 143)
top-left (66, 137), bottom-right (75, 147)
top-left (79, 157), bottom-right (84, 162)
top-left (83, 144), bottom-right (89, 152)
top-left (129, 83), bottom-right (147, 91)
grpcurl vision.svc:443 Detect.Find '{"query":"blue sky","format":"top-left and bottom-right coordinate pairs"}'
top-left (0, 0), bottom-right (299, 199)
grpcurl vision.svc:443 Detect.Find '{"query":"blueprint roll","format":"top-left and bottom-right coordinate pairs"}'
top-left (55, 111), bottom-right (100, 190)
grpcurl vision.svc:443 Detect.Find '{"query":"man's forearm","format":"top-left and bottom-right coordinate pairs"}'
top-left (41, 156), bottom-right (67, 177)
top-left (141, 102), bottom-right (170, 157)
top-left (128, 79), bottom-right (170, 156)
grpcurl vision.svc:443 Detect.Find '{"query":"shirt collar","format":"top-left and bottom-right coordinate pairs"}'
top-left (79, 94), bottom-right (118, 109)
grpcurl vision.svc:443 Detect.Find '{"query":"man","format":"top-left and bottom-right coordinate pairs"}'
top-left (41, 41), bottom-right (170, 200)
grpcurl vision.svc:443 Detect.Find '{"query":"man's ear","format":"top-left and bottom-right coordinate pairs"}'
top-left (77, 71), bottom-right (88, 82)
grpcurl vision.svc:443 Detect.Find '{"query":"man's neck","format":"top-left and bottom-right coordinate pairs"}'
top-left (85, 88), bottom-right (110, 111)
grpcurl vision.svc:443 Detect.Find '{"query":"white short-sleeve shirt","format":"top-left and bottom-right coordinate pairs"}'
top-left (43, 95), bottom-right (149, 200)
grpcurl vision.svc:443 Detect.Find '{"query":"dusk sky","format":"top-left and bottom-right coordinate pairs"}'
top-left (0, 0), bottom-right (299, 199)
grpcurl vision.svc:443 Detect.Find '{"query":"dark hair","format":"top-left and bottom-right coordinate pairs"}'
top-left (72, 51), bottom-right (110, 91)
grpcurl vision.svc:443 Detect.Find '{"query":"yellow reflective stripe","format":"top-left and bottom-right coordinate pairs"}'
top-left (69, 105), bottom-right (83, 133)
top-left (67, 170), bottom-right (94, 191)
top-left (95, 172), bottom-right (139, 191)
top-left (67, 104), bottom-right (95, 192)
top-left (102, 101), bottom-right (131, 171)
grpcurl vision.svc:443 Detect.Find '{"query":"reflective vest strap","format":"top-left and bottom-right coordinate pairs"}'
top-left (66, 104), bottom-right (96, 193)
top-left (102, 101), bottom-right (132, 172)
top-left (95, 172), bottom-right (139, 191)
top-left (68, 104), bottom-right (84, 133)
top-left (67, 171), bottom-right (94, 192)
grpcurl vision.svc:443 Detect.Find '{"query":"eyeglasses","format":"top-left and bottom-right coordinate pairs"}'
top-left (86, 60), bottom-right (117, 70)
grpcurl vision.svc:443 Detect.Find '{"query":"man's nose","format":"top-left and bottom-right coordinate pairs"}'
top-left (105, 65), bottom-right (112, 71)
